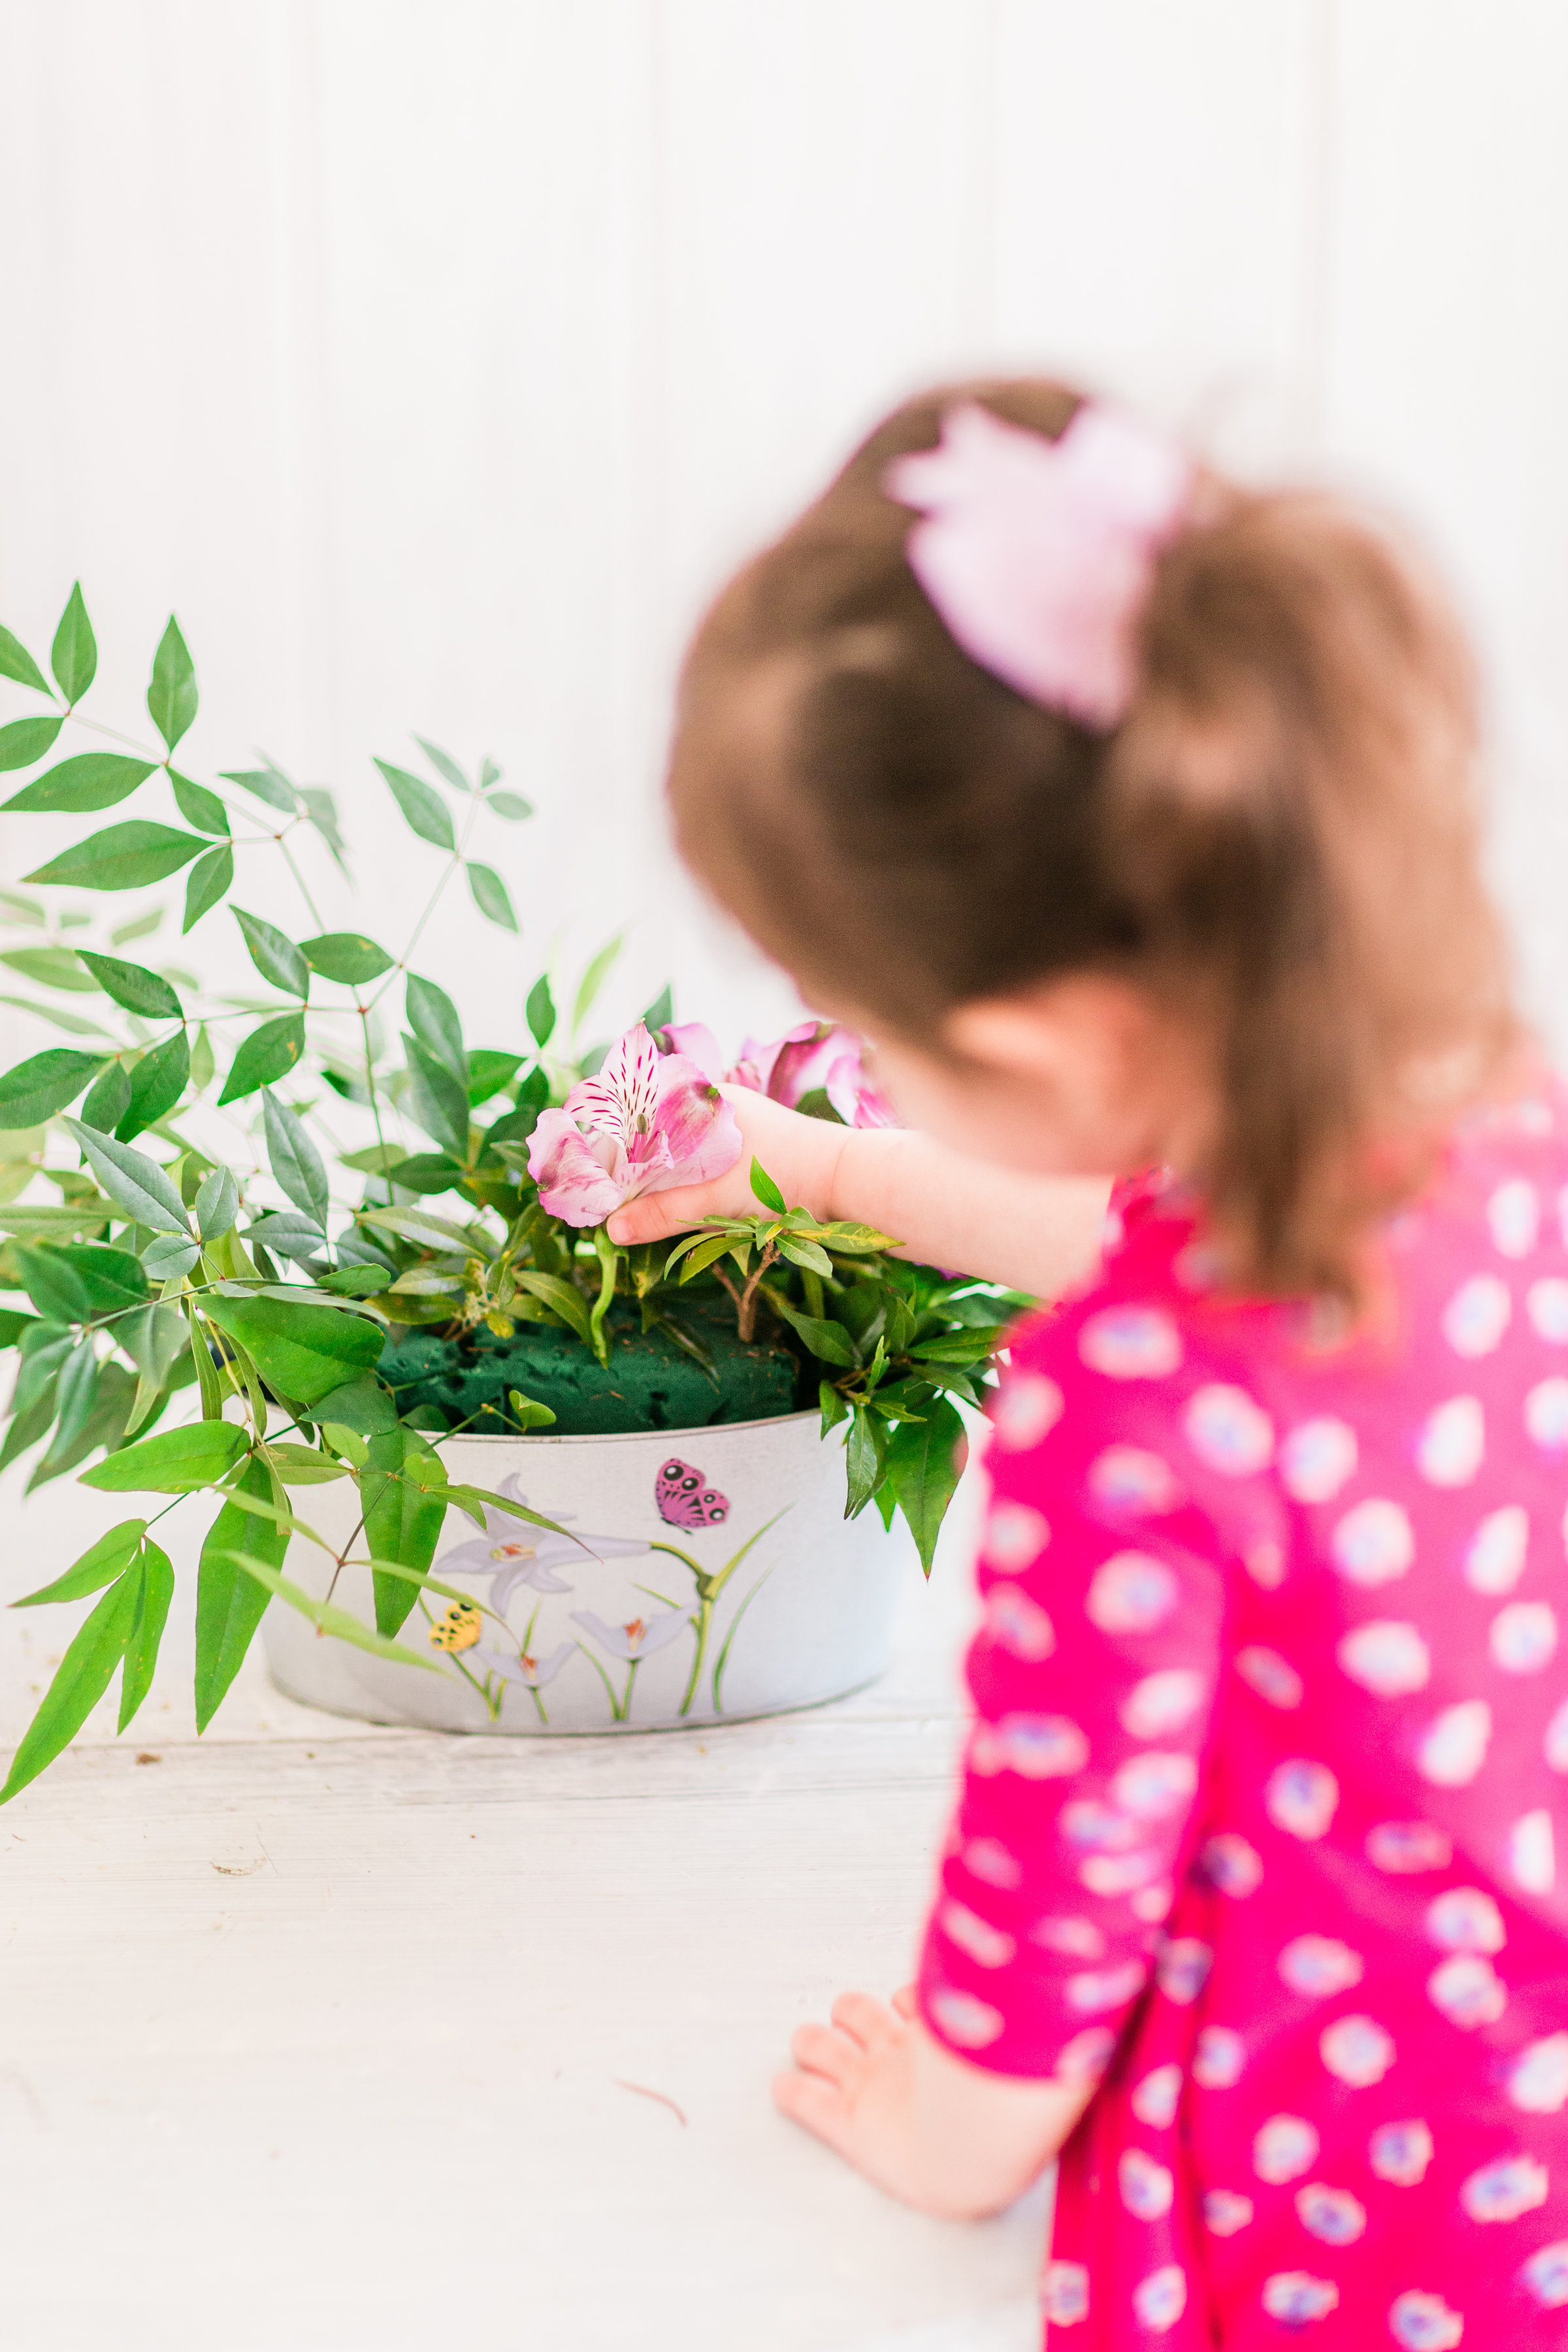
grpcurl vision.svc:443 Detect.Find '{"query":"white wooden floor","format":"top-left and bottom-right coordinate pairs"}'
top-left (0, 1459), bottom-right (1047, 2352)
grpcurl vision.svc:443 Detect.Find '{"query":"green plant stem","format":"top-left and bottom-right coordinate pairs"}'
top-left (276, 832), bottom-right (325, 933)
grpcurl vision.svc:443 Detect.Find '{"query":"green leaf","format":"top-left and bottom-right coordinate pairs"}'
top-left (465, 861), bottom-right (517, 931)
top-left (75, 949), bottom-right (182, 1019)
top-left (220, 764), bottom-right (295, 813)
top-left (478, 758), bottom-right (500, 790)
top-left (0, 1201), bottom-right (116, 1241)
top-left (119, 1299), bottom-right (188, 1389)
top-left (641, 983), bottom-right (674, 1036)
top-left (0, 714), bottom-right (63, 770)
top-left (317, 1263), bottom-right (391, 1299)
top-left (843, 1405), bottom-right (888, 1520)
top-left (572, 932), bottom-right (622, 1033)
top-left (201, 1292), bottom-right (384, 1407)
top-left (357, 1203), bottom-right (493, 1256)
top-left (485, 791), bottom-right (532, 821)
top-left (0, 623), bottom-right (50, 696)
top-left (110, 909), bottom-right (162, 946)
top-left (80, 1057), bottom-right (131, 1141)
top-left (819, 1379), bottom-right (849, 1436)
top-left (3, 757), bottom-right (157, 823)
top-left (118, 1539), bottom-right (174, 1730)
top-left (61, 1118), bottom-right (189, 1232)
top-left (526, 975), bottom-right (556, 1048)
top-left (265, 1441), bottom-right (351, 1485)
top-left (0, 993), bottom-right (106, 1039)
top-left (909, 1326), bottom-right (1006, 1366)
top-left (0, 945), bottom-right (103, 991)
top-left (12, 1518), bottom-right (147, 1608)
top-left (301, 932), bottom-right (393, 986)
top-left (362, 1427), bottom-right (448, 1635)
top-left (466, 1049), bottom-right (521, 1107)
top-left (375, 758), bottom-right (455, 851)
top-left (194, 1456), bottom-right (284, 1730)
top-left (45, 1335), bottom-right (101, 1463)
top-left (261, 1089), bottom-right (329, 1227)
top-left (216, 1010), bottom-right (306, 1104)
top-left (50, 582), bottom-right (97, 704)
top-left (749, 1158), bottom-right (788, 1215)
top-left (885, 1397), bottom-right (966, 1575)
top-left (194, 1164), bottom-right (238, 1239)
top-left (0, 885), bottom-right (46, 921)
top-left (116, 1030), bottom-right (189, 1141)
top-left (0, 1306), bottom-right (39, 1348)
top-left (233, 907), bottom-right (310, 996)
top-left (769, 1298), bottom-right (858, 1365)
top-left (147, 615), bottom-right (197, 751)
top-left (140, 1232), bottom-right (199, 1279)
top-left (182, 841), bottom-right (233, 932)
top-left (13, 1241), bottom-right (95, 1322)
top-left (404, 1030), bottom-right (470, 1159)
top-left (307, 1374), bottom-right (396, 1432)
top-left (405, 973), bottom-right (466, 1082)
top-left (512, 1270), bottom-right (593, 1347)
top-left (169, 769), bottom-right (228, 834)
top-left (0, 1049), bottom-right (106, 1128)
top-left (80, 1418), bottom-right (248, 1492)
top-left (676, 1230), bottom-right (744, 1285)
top-left (188, 1022), bottom-right (214, 1093)
top-left (24, 820), bottom-right (208, 891)
top-left (506, 1386), bottom-right (557, 1431)
top-left (59, 1243), bottom-right (148, 1313)
top-left (822, 1221), bottom-right (904, 1256)
top-left (0, 1567), bottom-right (142, 1803)
top-left (778, 1235), bottom-right (834, 1278)
top-left (413, 736), bottom-right (468, 792)
top-left (223, 1550), bottom-right (444, 1673)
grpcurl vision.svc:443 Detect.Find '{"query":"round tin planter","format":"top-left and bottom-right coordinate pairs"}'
top-left (263, 1409), bottom-right (907, 1733)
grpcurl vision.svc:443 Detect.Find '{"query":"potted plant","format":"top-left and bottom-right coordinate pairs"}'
top-left (0, 589), bottom-right (1021, 1788)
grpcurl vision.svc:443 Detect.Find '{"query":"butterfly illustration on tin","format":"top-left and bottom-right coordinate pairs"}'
top-left (655, 1458), bottom-right (730, 1528)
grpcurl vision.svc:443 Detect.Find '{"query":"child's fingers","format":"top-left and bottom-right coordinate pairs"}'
top-left (890, 1983), bottom-right (919, 2021)
top-left (790, 2021), bottom-right (858, 2083)
top-left (830, 1990), bottom-right (899, 2051)
top-left (606, 1194), bottom-right (687, 1246)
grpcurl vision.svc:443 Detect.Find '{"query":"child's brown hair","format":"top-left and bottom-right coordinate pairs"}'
top-left (666, 377), bottom-right (1517, 1298)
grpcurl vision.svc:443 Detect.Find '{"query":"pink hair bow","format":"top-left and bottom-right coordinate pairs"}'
top-left (883, 400), bottom-right (1191, 730)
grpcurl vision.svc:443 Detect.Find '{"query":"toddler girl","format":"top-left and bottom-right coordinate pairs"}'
top-left (608, 381), bottom-right (1567, 2346)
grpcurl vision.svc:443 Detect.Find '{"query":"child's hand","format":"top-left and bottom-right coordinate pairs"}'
top-left (772, 1985), bottom-right (1089, 2221)
top-left (606, 1088), bottom-right (849, 1246)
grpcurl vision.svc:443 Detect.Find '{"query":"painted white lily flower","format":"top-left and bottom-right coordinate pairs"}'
top-left (433, 1471), bottom-right (651, 1612)
top-left (570, 1606), bottom-right (696, 1661)
top-left (471, 1640), bottom-right (575, 1690)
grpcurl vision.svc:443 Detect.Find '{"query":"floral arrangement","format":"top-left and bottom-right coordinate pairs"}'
top-left (0, 590), bottom-right (1022, 1797)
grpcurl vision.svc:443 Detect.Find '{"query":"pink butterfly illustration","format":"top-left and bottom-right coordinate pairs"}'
top-left (655, 1458), bottom-right (730, 1528)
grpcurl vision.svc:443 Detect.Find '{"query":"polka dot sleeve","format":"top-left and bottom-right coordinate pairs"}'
top-left (917, 1333), bottom-right (1232, 2082)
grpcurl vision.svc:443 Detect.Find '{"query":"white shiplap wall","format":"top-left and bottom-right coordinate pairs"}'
top-left (0, 0), bottom-right (1565, 1058)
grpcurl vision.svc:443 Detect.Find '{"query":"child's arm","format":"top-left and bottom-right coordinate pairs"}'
top-left (606, 1086), bottom-right (1111, 1298)
top-left (773, 1985), bottom-right (1090, 2219)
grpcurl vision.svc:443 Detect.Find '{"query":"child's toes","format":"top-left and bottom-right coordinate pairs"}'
top-left (791, 2020), bottom-right (857, 2082)
top-left (831, 1989), bottom-right (898, 2050)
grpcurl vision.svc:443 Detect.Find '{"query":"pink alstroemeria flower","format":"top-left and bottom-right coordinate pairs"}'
top-left (731, 1020), bottom-right (899, 1130)
top-left (570, 1607), bottom-right (695, 1661)
top-left (528, 1021), bottom-right (742, 1228)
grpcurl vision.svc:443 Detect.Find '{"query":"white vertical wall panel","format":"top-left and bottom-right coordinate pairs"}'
top-left (1, 3), bottom-right (1566, 1063)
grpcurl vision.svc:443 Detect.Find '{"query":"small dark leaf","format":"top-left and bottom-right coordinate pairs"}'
top-left (465, 861), bottom-right (517, 931)
top-left (0, 1048), bottom-right (106, 1129)
top-left (233, 907), bottom-right (310, 996)
top-left (375, 757), bottom-right (455, 851)
top-left (0, 715), bottom-right (63, 770)
top-left (3, 752), bottom-right (156, 814)
top-left (216, 1011), bottom-right (306, 1104)
top-left (843, 1405), bottom-right (887, 1520)
top-left (24, 820), bottom-right (208, 892)
top-left (220, 764), bottom-right (296, 812)
top-left (641, 983), bottom-right (674, 1037)
top-left (0, 623), bottom-right (50, 696)
top-left (116, 1029), bottom-right (189, 1141)
top-left (182, 841), bottom-right (233, 932)
top-left (885, 1397), bottom-right (967, 1575)
top-left (406, 973), bottom-right (466, 1081)
top-left (414, 736), bottom-right (468, 792)
top-left (301, 932), bottom-right (394, 985)
top-left (75, 950), bottom-right (182, 1019)
top-left (51, 581), bottom-right (97, 704)
top-left (169, 770), bottom-right (229, 835)
top-left (526, 973), bottom-right (556, 1048)
top-left (466, 1048), bottom-right (521, 1106)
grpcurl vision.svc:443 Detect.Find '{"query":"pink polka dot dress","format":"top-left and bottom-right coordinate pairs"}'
top-left (916, 1091), bottom-right (1568, 2347)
